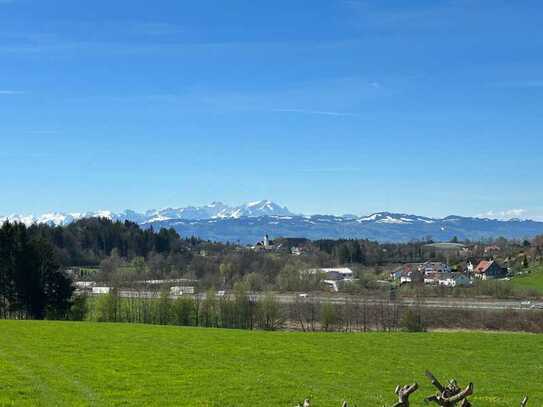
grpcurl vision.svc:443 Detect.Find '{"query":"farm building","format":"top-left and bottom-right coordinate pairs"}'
top-left (425, 272), bottom-right (471, 287)
top-left (473, 260), bottom-right (508, 280)
top-left (419, 261), bottom-right (451, 276)
top-left (305, 267), bottom-right (355, 292)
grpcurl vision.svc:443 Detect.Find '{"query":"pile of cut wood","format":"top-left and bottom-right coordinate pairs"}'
top-left (295, 371), bottom-right (529, 406)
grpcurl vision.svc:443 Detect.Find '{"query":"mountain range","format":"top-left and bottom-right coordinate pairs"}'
top-left (2, 200), bottom-right (543, 244)
top-left (0, 200), bottom-right (292, 226)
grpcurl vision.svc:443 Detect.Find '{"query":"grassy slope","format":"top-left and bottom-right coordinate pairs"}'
top-left (0, 321), bottom-right (541, 406)
top-left (512, 264), bottom-right (543, 294)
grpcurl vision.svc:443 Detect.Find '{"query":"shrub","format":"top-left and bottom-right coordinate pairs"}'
top-left (68, 294), bottom-right (88, 321)
top-left (321, 302), bottom-right (338, 332)
top-left (400, 308), bottom-right (426, 332)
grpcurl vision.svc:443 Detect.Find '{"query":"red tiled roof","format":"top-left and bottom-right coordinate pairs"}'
top-left (475, 260), bottom-right (493, 273)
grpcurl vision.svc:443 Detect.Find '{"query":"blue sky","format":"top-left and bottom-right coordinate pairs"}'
top-left (1, 0), bottom-right (542, 219)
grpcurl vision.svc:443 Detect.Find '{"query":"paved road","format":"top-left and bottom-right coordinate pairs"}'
top-left (109, 290), bottom-right (543, 311)
top-left (270, 294), bottom-right (543, 310)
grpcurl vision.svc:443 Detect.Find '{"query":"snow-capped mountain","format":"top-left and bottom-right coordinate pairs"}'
top-left (357, 212), bottom-right (436, 225)
top-left (139, 200), bottom-right (292, 223)
top-left (145, 212), bottom-right (543, 244)
top-left (139, 200), bottom-right (292, 222)
top-left (0, 200), bottom-right (294, 227)
top-left (0, 211), bottom-right (113, 227)
top-left (3, 205), bottom-right (543, 243)
top-left (219, 200), bottom-right (292, 219)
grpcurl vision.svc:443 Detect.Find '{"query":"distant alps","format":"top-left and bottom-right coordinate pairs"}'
top-left (2, 200), bottom-right (543, 244)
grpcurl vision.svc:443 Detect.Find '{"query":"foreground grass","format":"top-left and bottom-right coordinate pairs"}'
top-left (0, 321), bottom-right (542, 406)
top-left (512, 264), bottom-right (543, 294)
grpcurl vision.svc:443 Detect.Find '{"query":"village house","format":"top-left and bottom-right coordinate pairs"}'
top-left (473, 260), bottom-right (508, 280)
top-left (393, 262), bottom-right (473, 287)
top-left (170, 286), bottom-right (195, 296)
top-left (400, 270), bottom-right (424, 285)
top-left (306, 267), bottom-right (354, 292)
top-left (318, 267), bottom-right (354, 280)
top-left (435, 272), bottom-right (472, 287)
top-left (392, 262), bottom-right (450, 285)
top-left (484, 245), bottom-right (501, 255)
top-left (390, 264), bottom-right (424, 285)
top-left (317, 267), bottom-right (354, 283)
top-left (390, 263), bottom-right (418, 280)
top-left (418, 261), bottom-right (451, 276)
top-left (390, 269), bottom-right (402, 281)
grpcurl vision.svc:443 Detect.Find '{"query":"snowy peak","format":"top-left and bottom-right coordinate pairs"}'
top-left (143, 202), bottom-right (231, 222)
top-left (142, 200), bottom-right (292, 222)
top-left (4, 206), bottom-right (539, 231)
top-left (1, 200), bottom-right (294, 227)
top-left (226, 200), bottom-right (292, 218)
top-left (357, 212), bottom-right (436, 225)
top-left (0, 211), bottom-right (111, 227)
top-left (3, 205), bottom-right (543, 243)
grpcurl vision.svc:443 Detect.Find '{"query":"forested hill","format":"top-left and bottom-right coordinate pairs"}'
top-left (0, 219), bottom-right (218, 319)
top-left (3, 218), bottom-right (214, 268)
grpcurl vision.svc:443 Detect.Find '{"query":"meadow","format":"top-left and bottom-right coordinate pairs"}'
top-left (512, 265), bottom-right (543, 295)
top-left (0, 321), bottom-right (542, 406)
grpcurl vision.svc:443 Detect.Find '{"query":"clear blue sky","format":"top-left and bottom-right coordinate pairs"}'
top-left (1, 0), bottom-right (542, 219)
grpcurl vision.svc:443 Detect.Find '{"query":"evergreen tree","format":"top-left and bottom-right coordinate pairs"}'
top-left (0, 223), bottom-right (73, 319)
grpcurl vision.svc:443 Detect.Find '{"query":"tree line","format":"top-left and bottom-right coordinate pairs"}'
top-left (0, 222), bottom-right (73, 319)
top-left (79, 288), bottom-right (543, 334)
top-left (29, 217), bottom-right (201, 266)
top-left (0, 219), bottom-right (219, 319)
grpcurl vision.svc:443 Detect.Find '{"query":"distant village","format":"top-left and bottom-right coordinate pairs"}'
top-left (390, 259), bottom-right (507, 287)
top-left (54, 217), bottom-right (541, 302)
top-left (250, 234), bottom-right (512, 293)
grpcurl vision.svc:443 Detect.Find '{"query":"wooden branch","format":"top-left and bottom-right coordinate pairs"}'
top-left (442, 383), bottom-right (473, 404)
top-left (391, 383), bottom-right (418, 407)
top-left (295, 372), bottom-right (528, 407)
top-left (425, 371), bottom-right (445, 393)
top-left (424, 372), bottom-right (473, 406)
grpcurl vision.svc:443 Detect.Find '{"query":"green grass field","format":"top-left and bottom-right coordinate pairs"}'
top-left (512, 265), bottom-right (543, 294)
top-left (0, 321), bottom-right (541, 406)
